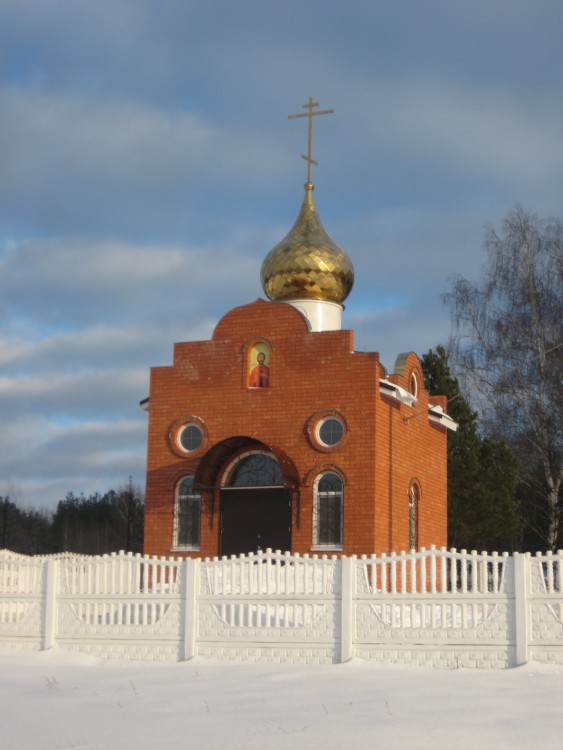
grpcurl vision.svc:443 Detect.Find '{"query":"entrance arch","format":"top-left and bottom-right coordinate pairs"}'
top-left (219, 450), bottom-right (292, 556)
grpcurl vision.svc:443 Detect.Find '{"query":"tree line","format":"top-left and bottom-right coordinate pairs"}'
top-left (0, 480), bottom-right (144, 556)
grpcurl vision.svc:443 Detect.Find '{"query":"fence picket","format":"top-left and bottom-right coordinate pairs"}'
top-left (430, 546), bottom-right (437, 593)
top-left (420, 548), bottom-right (427, 592)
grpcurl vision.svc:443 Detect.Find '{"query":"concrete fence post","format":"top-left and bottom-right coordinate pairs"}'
top-left (43, 559), bottom-right (58, 650)
top-left (182, 557), bottom-right (198, 661)
top-left (340, 556), bottom-right (354, 663)
top-left (513, 552), bottom-right (530, 666)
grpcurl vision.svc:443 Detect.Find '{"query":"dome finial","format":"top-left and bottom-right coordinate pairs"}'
top-left (288, 97), bottom-right (334, 185)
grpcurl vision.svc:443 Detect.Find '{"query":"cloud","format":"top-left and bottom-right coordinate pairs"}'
top-left (0, 84), bottom-right (298, 239)
top-left (0, 323), bottom-right (212, 375)
top-left (0, 87), bottom-right (213, 233)
top-left (0, 367), bottom-right (147, 417)
top-left (0, 417), bottom-right (147, 506)
top-left (0, 236), bottom-right (260, 329)
top-left (348, 303), bottom-right (451, 373)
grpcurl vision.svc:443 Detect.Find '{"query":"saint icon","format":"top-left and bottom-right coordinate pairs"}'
top-left (249, 350), bottom-right (270, 388)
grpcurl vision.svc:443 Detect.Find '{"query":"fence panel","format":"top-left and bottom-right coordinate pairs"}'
top-left (1, 547), bottom-right (562, 667)
top-left (197, 550), bottom-right (340, 664)
top-left (0, 550), bottom-right (45, 650)
top-left (55, 552), bottom-right (184, 661)
top-left (353, 548), bottom-right (516, 668)
top-left (527, 551), bottom-right (563, 665)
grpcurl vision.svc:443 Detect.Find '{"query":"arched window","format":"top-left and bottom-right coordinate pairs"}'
top-left (410, 371), bottom-right (418, 399)
top-left (409, 483), bottom-right (420, 550)
top-left (313, 471), bottom-right (343, 549)
top-left (225, 452), bottom-right (283, 487)
top-left (174, 477), bottom-right (201, 549)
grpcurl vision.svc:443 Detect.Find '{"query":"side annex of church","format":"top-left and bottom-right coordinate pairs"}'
top-left (142, 101), bottom-right (455, 560)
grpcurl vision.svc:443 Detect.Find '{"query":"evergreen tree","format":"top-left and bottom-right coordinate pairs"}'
top-left (0, 497), bottom-right (53, 554)
top-left (422, 346), bottom-right (520, 552)
top-left (1, 481), bottom-right (144, 556)
top-left (52, 483), bottom-right (144, 554)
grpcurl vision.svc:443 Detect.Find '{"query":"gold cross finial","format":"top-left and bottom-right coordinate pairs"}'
top-left (288, 97), bottom-right (334, 184)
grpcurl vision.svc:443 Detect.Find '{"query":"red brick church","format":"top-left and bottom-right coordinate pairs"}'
top-left (142, 102), bottom-right (455, 559)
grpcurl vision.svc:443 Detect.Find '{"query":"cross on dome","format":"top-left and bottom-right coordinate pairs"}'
top-left (288, 97), bottom-right (334, 184)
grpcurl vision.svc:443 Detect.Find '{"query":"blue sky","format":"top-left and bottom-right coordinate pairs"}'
top-left (1, 0), bottom-right (562, 510)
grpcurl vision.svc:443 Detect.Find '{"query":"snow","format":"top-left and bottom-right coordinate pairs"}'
top-left (1, 648), bottom-right (561, 750)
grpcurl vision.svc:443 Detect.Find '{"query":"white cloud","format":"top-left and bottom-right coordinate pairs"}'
top-left (0, 87), bottom-right (213, 232)
top-left (0, 85), bottom-right (292, 236)
top-left (394, 83), bottom-right (563, 184)
top-left (0, 236), bottom-right (260, 327)
top-left (0, 416), bottom-right (147, 508)
top-left (0, 322), bottom-right (214, 375)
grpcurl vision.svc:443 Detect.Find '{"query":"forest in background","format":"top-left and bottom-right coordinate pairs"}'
top-left (0, 480), bottom-right (144, 555)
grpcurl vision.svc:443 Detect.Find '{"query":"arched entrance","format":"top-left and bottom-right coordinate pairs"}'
top-left (219, 451), bottom-right (291, 556)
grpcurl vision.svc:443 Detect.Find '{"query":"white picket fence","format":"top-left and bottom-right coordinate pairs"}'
top-left (0, 547), bottom-right (561, 668)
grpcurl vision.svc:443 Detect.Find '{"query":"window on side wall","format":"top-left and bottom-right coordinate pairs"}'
top-left (174, 476), bottom-right (201, 550)
top-left (313, 471), bottom-right (343, 549)
top-left (409, 483), bottom-right (420, 551)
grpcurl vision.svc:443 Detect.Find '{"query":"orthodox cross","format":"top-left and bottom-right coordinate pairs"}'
top-left (288, 97), bottom-right (334, 183)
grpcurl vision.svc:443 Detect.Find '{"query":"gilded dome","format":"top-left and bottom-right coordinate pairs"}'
top-left (260, 183), bottom-right (354, 304)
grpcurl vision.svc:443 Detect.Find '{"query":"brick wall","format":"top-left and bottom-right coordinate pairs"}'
top-left (143, 299), bottom-right (448, 558)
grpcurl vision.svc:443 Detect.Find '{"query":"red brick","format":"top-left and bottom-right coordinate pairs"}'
top-left (144, 300), bottom-right (447, 558)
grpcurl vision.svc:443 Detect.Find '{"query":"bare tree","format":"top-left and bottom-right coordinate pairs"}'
top-left (446, 206), bottom-right (562, 550)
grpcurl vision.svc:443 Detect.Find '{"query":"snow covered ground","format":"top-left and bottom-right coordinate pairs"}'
top-left (1, 648), bottom-right (561, 750)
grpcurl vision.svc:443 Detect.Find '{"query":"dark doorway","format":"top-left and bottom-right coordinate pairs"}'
top-left (220, 488), bottom-right (291, 557)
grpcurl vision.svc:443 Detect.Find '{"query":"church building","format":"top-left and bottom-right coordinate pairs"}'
top-left (142, 101), bottom-right (456, 560)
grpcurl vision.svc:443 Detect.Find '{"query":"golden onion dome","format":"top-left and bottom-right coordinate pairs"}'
top-left (260, 182), bottom-right (354, 304)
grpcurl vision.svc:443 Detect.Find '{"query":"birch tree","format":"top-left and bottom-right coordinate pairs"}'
top-left (446, 207), bottom-right (562, 550)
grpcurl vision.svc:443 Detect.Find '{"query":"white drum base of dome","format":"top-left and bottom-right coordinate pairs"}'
top-left (279, 299), bottom-right (343, 332)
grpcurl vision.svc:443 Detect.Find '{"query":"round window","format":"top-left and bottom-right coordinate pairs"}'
top-left (178, 423), bottom-right (203, 453)
top-left (308, 410), bottom-right (348, 452)
top-left (316, 417), bottom-right (344, 447)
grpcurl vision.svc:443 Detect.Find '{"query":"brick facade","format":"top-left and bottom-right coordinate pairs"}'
top-left (143, 298), bottom-right (448, 559)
